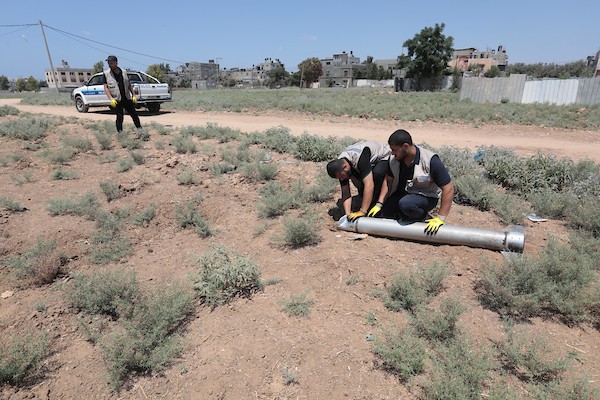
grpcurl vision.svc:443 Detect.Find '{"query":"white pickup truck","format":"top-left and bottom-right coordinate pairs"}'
top-left (71, 71), bottom-right (171, 113)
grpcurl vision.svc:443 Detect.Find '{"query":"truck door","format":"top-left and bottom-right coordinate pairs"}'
top-left (85, 74), bottom-right (107, 106)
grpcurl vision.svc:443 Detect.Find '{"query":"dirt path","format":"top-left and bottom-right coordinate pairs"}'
top-left (2, 98), bottom-right (600, 162)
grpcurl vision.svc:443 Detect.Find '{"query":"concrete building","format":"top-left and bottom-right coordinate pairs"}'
top-left (224, 58), bottom-right (285, 87)
top-left (175, 60), bottom-right (220, 89)
top-left (449, 45), bottom-right (508, 74)
top-left (319, 51), bottom-right (366, 87)
top-left (45, 60), bottom-right (93, 90)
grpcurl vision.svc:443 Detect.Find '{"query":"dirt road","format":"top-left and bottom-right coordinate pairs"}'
top-left (3, 98), bottom-right (599, 162)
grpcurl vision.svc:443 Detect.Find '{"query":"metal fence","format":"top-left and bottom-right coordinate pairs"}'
top-left (460, 75), bottom-right (600, 105)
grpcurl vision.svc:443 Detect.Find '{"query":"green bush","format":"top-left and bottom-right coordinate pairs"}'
top-left (382, 262), bottom-right (449, 312)
top-left (117, 157), bottom-right (135, 172)
top-left (477, 236), bottom-right (599, 325)
top-left (101, 284), bottom-right (194, 389)
top-left (64, 269), bottom-right (139, 318)
top-left (371, 326), bottom-right (427, 382)
top-left (0, 105), bottom-right (19, 116)
top-left (46, 191), bottom-right (100, 219)
top-left (171, 134), bottom-right (197, 154)
top-left (293, 133), bottom-right (344, 162)
top-left (89, 229), bottom-right (131, 265)
top-left (0, 196), bottom-right (26, 212)
top-left (489, 191), bottom-right (530, 224)
top-left (62, 136), bottom-right (93, 152)
top-left (410, 298), bottom-right (466, 342)
top-left (255, 126), bottom-right (296, 153)
top-left (0, 333), bottom-right (49, 385)
top-left (279, 213), bottom-right (321, 248)
top-left (41, 147), bottom-right (76, 164)
top-left (3, 237), bottom-right (62, 285)
top-left (0, 116), bottom-right (53, 141)
top-left (131, 203), bottom-right (157, 226)
top-left (129, 150), bottom-right (145, 165)
top-left (453, 174), bottom-right (495, 210)
top-left (421, 337), bottom-right (493, 399)
top-left (51, 169), bottom-right (77, 180)
top-left (94, 131), bottom-right (113, 150)
top-left (305, 171), bottom-right (337, 203)
top-left (240, 161), bottom-right (279, 181)
top-left (257, 180), bottom-right (298, 218)
top-left (175, 200), bottom-right (212, 237)
top-left (99, 181), bottom-right (122, 202)
top-left (495, 323), bottom-right (574, 383)
top-left (191, 246), bottom-right (263, 307)
top-left (176, 169), bottom-right (196, 185)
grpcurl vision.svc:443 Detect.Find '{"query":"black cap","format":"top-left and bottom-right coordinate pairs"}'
top-left (106, 55), bottom-right (117, 62)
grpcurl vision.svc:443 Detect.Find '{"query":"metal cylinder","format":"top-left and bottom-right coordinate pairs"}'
top-left (337, 216), bottom-right (525, 252)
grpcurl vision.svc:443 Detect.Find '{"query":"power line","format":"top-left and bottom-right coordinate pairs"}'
top-left (0, 24), bottom-right (35, 38)
top-left (43, 23), bottom-right (186, 65)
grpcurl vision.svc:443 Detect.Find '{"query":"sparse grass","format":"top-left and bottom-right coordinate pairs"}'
top-left (281, 292), bottom-right (313, 317)
top-left (46, 191), bottom-right (100, 219)
top-left (0, 196), bottom-right (26, 212)
top-left (191, 246), bottom-right (264, 307)
top-left (181, 122), bottom-right (242, 143)
top-left (281, 367), bottom-right (299, 385)
top-left (3, 237), bottom-right (63, 285)
top-left (51, 169), bottom-right (77, 180)
top-left (99, 181), bottom-right (122, 202)
top-left (116, 130), bottom-right (142, 150)
top-left (305, 170), bottom-right (337, 202)
top-left (11, 170), bottom-right (33, 186)
top-left (207, 161), bottom-right (236, 176)
top-left (0, 105), bottom-right (19, 116)
top-left (371, 325), bottom-right (428, 382)
top-left (89, 229), bottom-right (131, 265)
top-left (175, 200), bottom-right (212, 237)
top-left (98, 151), bottom-right (118, 164)
top-left (293, 132), bottom-right (348, 162)
top-left (252, 126), bottom-right (296, 153)
top-left (382, 261), bottom-right (449, 312)
top-left (0, 152), bottom-right (23, 166)
top-left (64, 268), bottom-right (139, 318)
top-left (0, 332), bottom-right (50, 385)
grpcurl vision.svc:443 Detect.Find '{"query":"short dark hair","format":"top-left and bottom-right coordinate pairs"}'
top-left (388, 129), bottom-right (413, 147)
top-left (106, 55), bottom-right (118, 62)
top-left (326, 159), bottom-right (345, 178)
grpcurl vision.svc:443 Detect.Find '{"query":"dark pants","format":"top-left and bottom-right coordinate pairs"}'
top-left (381, 192), bottom-right (438, 221)
top-left (351, 160), bottom-right (388, 211)
top-left (113, 99), bottom-right (141, 132)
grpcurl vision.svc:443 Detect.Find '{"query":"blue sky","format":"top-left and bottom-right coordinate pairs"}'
top-left (1, 0), bottom-right (599, 79)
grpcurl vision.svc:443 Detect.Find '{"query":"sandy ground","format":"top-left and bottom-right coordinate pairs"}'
top-left (2, 98), bottom-right (600, 162)
top-left (1, 98), bottom-right (599, 399)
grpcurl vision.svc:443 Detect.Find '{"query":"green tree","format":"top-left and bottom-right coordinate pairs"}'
top-left (26, 76), bottom-right (39, 91)
top-left (298, 57), bottom-right (322, 88)
top-left (15, 78), bottom-right (27, 92)
top-left (0, 75), bottom-right (9, 90)
top-left (92, 61), bottom-right (104, 74)
top-left (146, 64), bottom-right (167, 82)
top-left (265, 65), bottom-right (288, 88)
top-left (484, 65), bottom-right (501, 78)
top-left (398, 23), bottom-right (454, 81)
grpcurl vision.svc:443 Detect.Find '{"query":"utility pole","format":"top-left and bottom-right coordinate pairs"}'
top-left (39, 20), bottom-right (60, 92)
top-left (215, 57), bottom-right (222, 88)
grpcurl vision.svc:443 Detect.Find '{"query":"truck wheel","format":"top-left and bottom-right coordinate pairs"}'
top-left (75, 96), bottom-right (89, 113)
top-left (147, 103), bottom-right (160, 114)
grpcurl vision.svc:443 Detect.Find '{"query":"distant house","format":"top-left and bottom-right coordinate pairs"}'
top-left (45, 60), bottom-right (93, 90)
top-left (449, 45), bottom-right (508, 74)
top-left (319, 51), bottom-right (366, 88)
top-left (175, 60), bottom-right (220, 89)
top-left (224, 58), bottom-right (285, 87)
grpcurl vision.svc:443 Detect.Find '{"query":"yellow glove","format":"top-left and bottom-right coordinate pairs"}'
top-left (367, 202), bottom-right (382, 217)
top-left (132, 96), bottom-right (137, 104)
top-left (109, 98), bottom-right (117, 108)
top-left (347, 210), bottom-right (366, 222)
top-left (424, 216), bottom-right (445, 235)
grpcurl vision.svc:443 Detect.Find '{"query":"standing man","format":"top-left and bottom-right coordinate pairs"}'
top-left (326, 140), bottom-right (391, 221)
top-left (103, 55), bottom-right (148, 140)
top-left (369, 129), bottom-right (454, 234)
